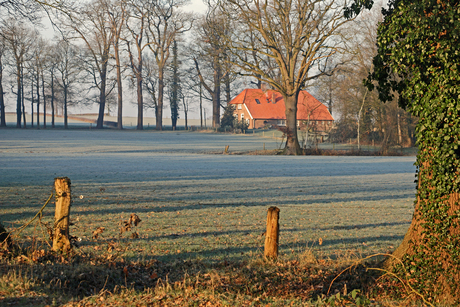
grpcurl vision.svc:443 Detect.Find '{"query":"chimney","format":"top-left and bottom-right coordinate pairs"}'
top-left (272, 92), bottom-right (276, 104)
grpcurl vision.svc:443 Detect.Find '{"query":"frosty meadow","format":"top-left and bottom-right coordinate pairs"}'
top-left (1, 129), bottom-right (416, 261)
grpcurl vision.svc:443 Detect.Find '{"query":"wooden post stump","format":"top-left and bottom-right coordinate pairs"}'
top-left (264, 206), bottom-right (280, 259)
top-left (53, 177), bottom-right (72, 253)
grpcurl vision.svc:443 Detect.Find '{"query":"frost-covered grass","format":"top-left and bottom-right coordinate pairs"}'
top-left (0, 129), bottom-right (416, 263)
top-left (0, 129), bottom-right (419, 305)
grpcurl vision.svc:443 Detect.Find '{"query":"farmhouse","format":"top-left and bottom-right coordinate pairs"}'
top-left (229, 89), bottom-right (334, 130)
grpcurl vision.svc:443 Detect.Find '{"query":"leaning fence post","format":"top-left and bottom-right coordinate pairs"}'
top-left (264, 206), bottom-right (280, 259)
top-left (53, 177), bottom-right (72, 253)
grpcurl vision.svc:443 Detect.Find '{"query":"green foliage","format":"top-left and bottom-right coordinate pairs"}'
top-left (369, 0), bottom-right (460, 302)
top-left (220, 104), bottom-right (235, 129)
top-left (344, 0), bottom-right (375, 18)
top-left (314, 289), bottom-right (371, 306)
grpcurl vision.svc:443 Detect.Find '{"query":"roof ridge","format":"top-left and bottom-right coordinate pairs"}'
top-left (242, 89), bottom-right (248, 103)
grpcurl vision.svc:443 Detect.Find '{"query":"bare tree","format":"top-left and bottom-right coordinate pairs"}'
top-left (29, 37), bottom-right (47, 128)
top-left (55, 40), bottom-right (82, 129)
top-left (104, 0), bottom-right (127, 129)
top-left (1, 20), bottom-right (35, 128)
top-left (191, 11), bottom-right (228, 128)
top-left (328, 5), bottom-right (415, 150)
top-left (44, 41), bottom-right (59, 128)
top-left (145, 0), bottom-right (192, 131)
top-left (168, 38), bottom-right (180, 130)
top-left (125, 0), bottom-right (149, 130)
top-left (64, 0), bottom-right (113, 129)
top-left (217, 0), bottom-right (355, 154)
top-left (143, 54), bottom-right (158, 113)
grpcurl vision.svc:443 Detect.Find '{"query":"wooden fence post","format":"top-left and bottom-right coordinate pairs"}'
top-left (264, 206), bottom-right (280, 259)
top-left (53, 177), bottom-right (72, 253)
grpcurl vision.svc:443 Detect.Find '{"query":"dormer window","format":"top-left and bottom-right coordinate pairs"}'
top-left (255, 99), bottom-right (261, 104)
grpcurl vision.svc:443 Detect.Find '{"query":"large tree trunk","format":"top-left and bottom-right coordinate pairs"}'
top-left (0, 54), bottom-right (5, 127)
top-left (200, 84), bottom-right (203, 128)
top-left (21, 72), bottom-right (26, 128)
top-left (156, 69), bottom-right (164, 131)
top-left (51, 71), bottom-right (55, 128)
top-left (115, 44), bottom-right (123, 130)
top-left (136, 74), bottom-right (143, 130)
top-left (212, 60), bottom-right (221, 128)
top-left (16, 63), bottom-right (21, 128)
top-left (283, 93), bottom-right (302, 155)
top-left (42, 72), bottom-right (46, 128)
top-left (64, 85), bottom-right (68, 129)
top-left (31, 82), bottom-right (34, 128)
top-left (96, 57), bottom-right (108, 129)
top-left (0, 80), bottom-right (4, 127)
top-left (386, 155), bottom-right (460, 304)
top-left (36, 73), bottom-right (40, 129)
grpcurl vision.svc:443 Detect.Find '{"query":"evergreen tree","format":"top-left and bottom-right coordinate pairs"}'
top-left (220, 104), bottom-right (235, 129)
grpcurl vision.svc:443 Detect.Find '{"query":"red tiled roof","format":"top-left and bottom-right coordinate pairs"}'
top-left (229, 89), bottom-right (333, 121)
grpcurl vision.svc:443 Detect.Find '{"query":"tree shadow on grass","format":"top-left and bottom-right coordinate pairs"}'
top-left (0, 229), bottom-right (397, 306)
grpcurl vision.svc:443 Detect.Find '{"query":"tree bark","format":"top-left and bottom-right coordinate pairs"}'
top-left (53, 177), bottom-right (71, 253)
top-left (283, 93), bottom-right (302, 155)
top-left (42, 72), bottom-right (46, 128)
top-left (96, 56), bottom-right (108, 129)
top-left (51, 70), bottom-right (55, 128)
top-left (212, 58), bottom-right (221, 128)
top-left (0, 52), bottom-right (5, 127)
top-left (115, 43), bottom-right (123, 130)
top-left (156, 69), bottom-right (164, 131)
top-left (16, 63), bottom-right (21, 128)
top-left (64, 85), bottom-right (68, 129)
top-left (136, 71), bottom-right (143, 130)
top-left (264, 206), bottom-right (280, 259)
top-left (36, 72), bottom-right (40, 129)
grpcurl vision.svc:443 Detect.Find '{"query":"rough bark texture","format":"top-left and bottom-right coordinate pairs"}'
top-left (155, 69), bottom-right (164, 131)
top-left (96, 58), bottom-right (108, 129)
top-left (136, 71), bottom-right (143, 130)
top-left (16, 63), bottom-right (21, 128)
top-left (53, 177), bottom-right (71, 253)
top-left (283, 94), bottom-right (302, 155)
top-left (212, 58), bottom-right (221, 128)
top-left (264, 206), bottom-right (280, 259)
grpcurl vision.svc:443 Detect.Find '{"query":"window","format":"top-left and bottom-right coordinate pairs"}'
top-left (241, 113), bottom-right (244, 121)
top-left (255, 99), bottom-right (261, 104)
top-left (237, 104), bottom-right (242, 110)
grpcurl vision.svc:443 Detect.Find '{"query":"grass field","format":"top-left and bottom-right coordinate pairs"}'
top-left (0, 129), bottom-right (417, 306)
